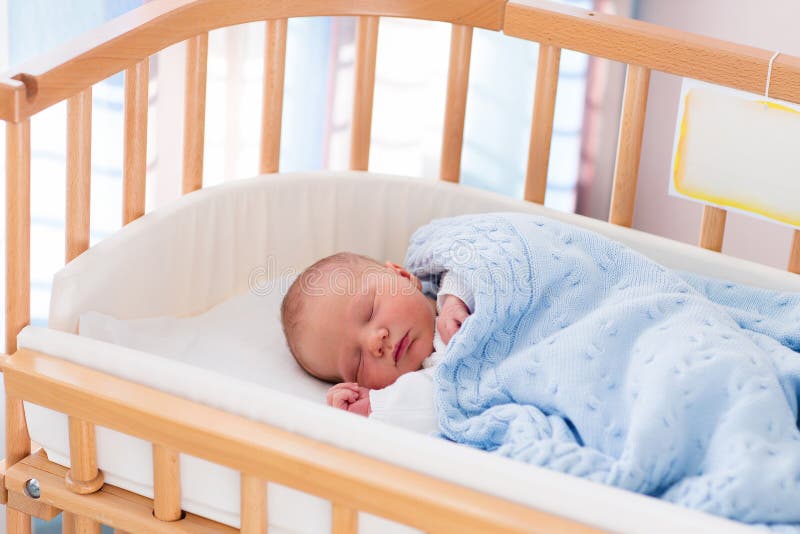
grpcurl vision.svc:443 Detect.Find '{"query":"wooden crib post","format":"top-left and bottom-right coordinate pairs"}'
top-left (524, 44), bottom-right (561, 204)
top-left (240, 473), bottom-right (267, 533)
top-left (64, 91), bottom-right (101, 533)
top-left (6, 397), bottom-right (31, 533)
top-left (331, 503), bottom-right (358, 534)
top-left (439, 24), bottom-right (473, 184)
top-left (350, 16), bottom-right (380, 172)
top-left (66, 89), bottom-right (92, 262)
top-left (182, 33), bottom-right (209, 195)
top-left (123, 59), bottom-right (149, 225)
top-left (152, 445), bottom-right (182, 521)
top-left (259, 19), bottom-right (288, 174)
top-left (699, 205), bottom-right (727, 252)
top-left (5, 118), bottom-right (32, 532)
top-left (66, 514), bottom-right (100, 533)
top-left (5, 119), bottom-right (30, 355)
top-left (65, 417), bottom-right (104, 533)
top-left (62, 512), bottom-right (76, 534)
top-left (609, 64), bottom-right (651, 227)
top-left (789, 230), bottom-right (800, 274)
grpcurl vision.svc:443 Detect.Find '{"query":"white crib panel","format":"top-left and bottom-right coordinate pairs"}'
top-left (48, 172), bottom-right (800, 335)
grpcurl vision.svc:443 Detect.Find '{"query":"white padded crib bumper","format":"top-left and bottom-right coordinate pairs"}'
top-left (23, 170), bottom-right (797, 533)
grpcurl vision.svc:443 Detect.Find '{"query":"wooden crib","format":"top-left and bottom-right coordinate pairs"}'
top-left (2, 1), bottom-right (800, 532)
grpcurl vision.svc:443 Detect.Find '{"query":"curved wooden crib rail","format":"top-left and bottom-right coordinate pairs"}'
top-left (3, 0), bottom-right (800, 532)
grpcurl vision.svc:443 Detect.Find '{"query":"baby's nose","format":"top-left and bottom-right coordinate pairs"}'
top-left (370, 329), bottom-right (389, 357)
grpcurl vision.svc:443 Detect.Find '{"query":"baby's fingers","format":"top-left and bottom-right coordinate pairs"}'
top-left (330, 389), bottom-right (358, 410)
top-left (326, 388), bottom-right (336, 406)
top-left (440, 318), bottom-right (461, 345)
top-left (436, 316), bottom-right (449, 341)
top-left (447, 318), bottom-right (462, 338)
top-left (327, 383), bottom-right (357, 404)
top-left (452, 305), bottom-right (469, 323)
top-left (326, 383), bottom-right (357, 401)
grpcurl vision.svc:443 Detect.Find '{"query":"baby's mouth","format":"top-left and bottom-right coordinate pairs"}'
top-left (394, 332), bottom-right (410, 364)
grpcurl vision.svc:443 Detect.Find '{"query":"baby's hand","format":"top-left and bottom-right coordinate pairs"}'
top-left (437, 295), bottom-right (470, 345)
top-left (326, 382), bottom-right (371, 416)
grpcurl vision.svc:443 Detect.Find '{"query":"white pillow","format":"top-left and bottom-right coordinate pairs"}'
top-left (78, 276), bottom-right (330, 403)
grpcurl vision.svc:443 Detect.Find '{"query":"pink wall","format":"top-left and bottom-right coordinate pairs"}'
top-left (630, 0), bottom-right (800, 270)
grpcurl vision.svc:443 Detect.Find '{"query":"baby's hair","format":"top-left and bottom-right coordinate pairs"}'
top-left (281, 252), bottom-right (382, 381)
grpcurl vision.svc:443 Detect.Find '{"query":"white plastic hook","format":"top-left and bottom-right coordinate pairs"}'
top-left (765, 51), bottom-right (780, 100)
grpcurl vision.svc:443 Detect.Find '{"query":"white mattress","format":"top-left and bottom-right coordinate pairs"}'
top-left (26, 170), bottom-right (791, 533)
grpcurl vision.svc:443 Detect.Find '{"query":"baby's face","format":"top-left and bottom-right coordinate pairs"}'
top-left (298, 262), bottom-right (435, 389)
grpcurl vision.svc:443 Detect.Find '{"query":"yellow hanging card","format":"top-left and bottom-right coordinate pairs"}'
top-left (670, 79), bottom-right (800, 229)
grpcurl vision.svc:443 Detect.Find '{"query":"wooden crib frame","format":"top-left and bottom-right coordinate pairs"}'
top-left (2, 1), bottom-right (800, 532)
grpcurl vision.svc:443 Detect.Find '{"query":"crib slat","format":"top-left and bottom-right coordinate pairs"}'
top-left (699, 205), bottom-right (727, 252)
top-left (260, 18), bottom-right (288, 174)
top-left (524, 44), bottom-right (561, 204)
top-left (6, 509), bottom-right (31, 534)
top-left (62, 512), bottom-right (76, 534)
top-left (6, 396), bottom-right (31, 532)
top-left (440, 24), bottom-right (473, 183)
top-left (350, 16), bottom-right (380, 171)
top-left (153, 445), bottom-right (182, 521)
top-left (66, 417), bottom-right (104, 494)
top-left (71, 515), bottom-right (101, 534)
top-left (182, 33), bottom-right (209, 195)
top-left (123, 60), bottom-right (149, 225)
top-left (66, 417), bottom-right (103, 533)
top-left (5, 119), bottom-right (30, 355)
top-left (66, 89), bottom-right (92, 263)
top-left (609, 64), bottom-right (650, 227)
top-left (3, 124), bottom-right (31, 534)
top-left (5, 497), bottom-right (32, 531)
top-left (331, 504), bottom-right (357, 534)
top-left (790, 230), bottom-right (800, 274)
top-left (240, 473), bottom-right (267, 533)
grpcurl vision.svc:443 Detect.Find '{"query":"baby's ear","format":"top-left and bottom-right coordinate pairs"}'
top-left (384, 261), bottom-right (422, 291)
top-left (384, 261), bottom-right (405, 275)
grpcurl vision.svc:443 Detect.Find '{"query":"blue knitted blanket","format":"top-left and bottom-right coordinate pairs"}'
top-left (404, 213), bottom-right (800, 528)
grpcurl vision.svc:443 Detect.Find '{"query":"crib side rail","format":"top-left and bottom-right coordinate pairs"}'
top-left (505, 1), bottom-right (800, 103)
top-left (1, 349), bottom-right (598, 534)
top-left (0, 0), bottom-right (504, 123)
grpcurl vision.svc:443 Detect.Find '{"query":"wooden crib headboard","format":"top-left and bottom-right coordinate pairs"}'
top-left (2, 2), bottom-right (800, 532)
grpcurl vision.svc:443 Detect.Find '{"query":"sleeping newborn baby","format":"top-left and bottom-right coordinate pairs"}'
top-left (280, 252), bottom-right (472, 433)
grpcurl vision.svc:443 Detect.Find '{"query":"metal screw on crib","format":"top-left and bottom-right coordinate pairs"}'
top-left (23, 478), bottom-right (40, 499)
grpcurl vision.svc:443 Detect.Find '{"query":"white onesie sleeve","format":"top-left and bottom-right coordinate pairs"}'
top-left (368, 366), bottom-right (438, 434)
top-left (437, 271), bottom-right (475, 313)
